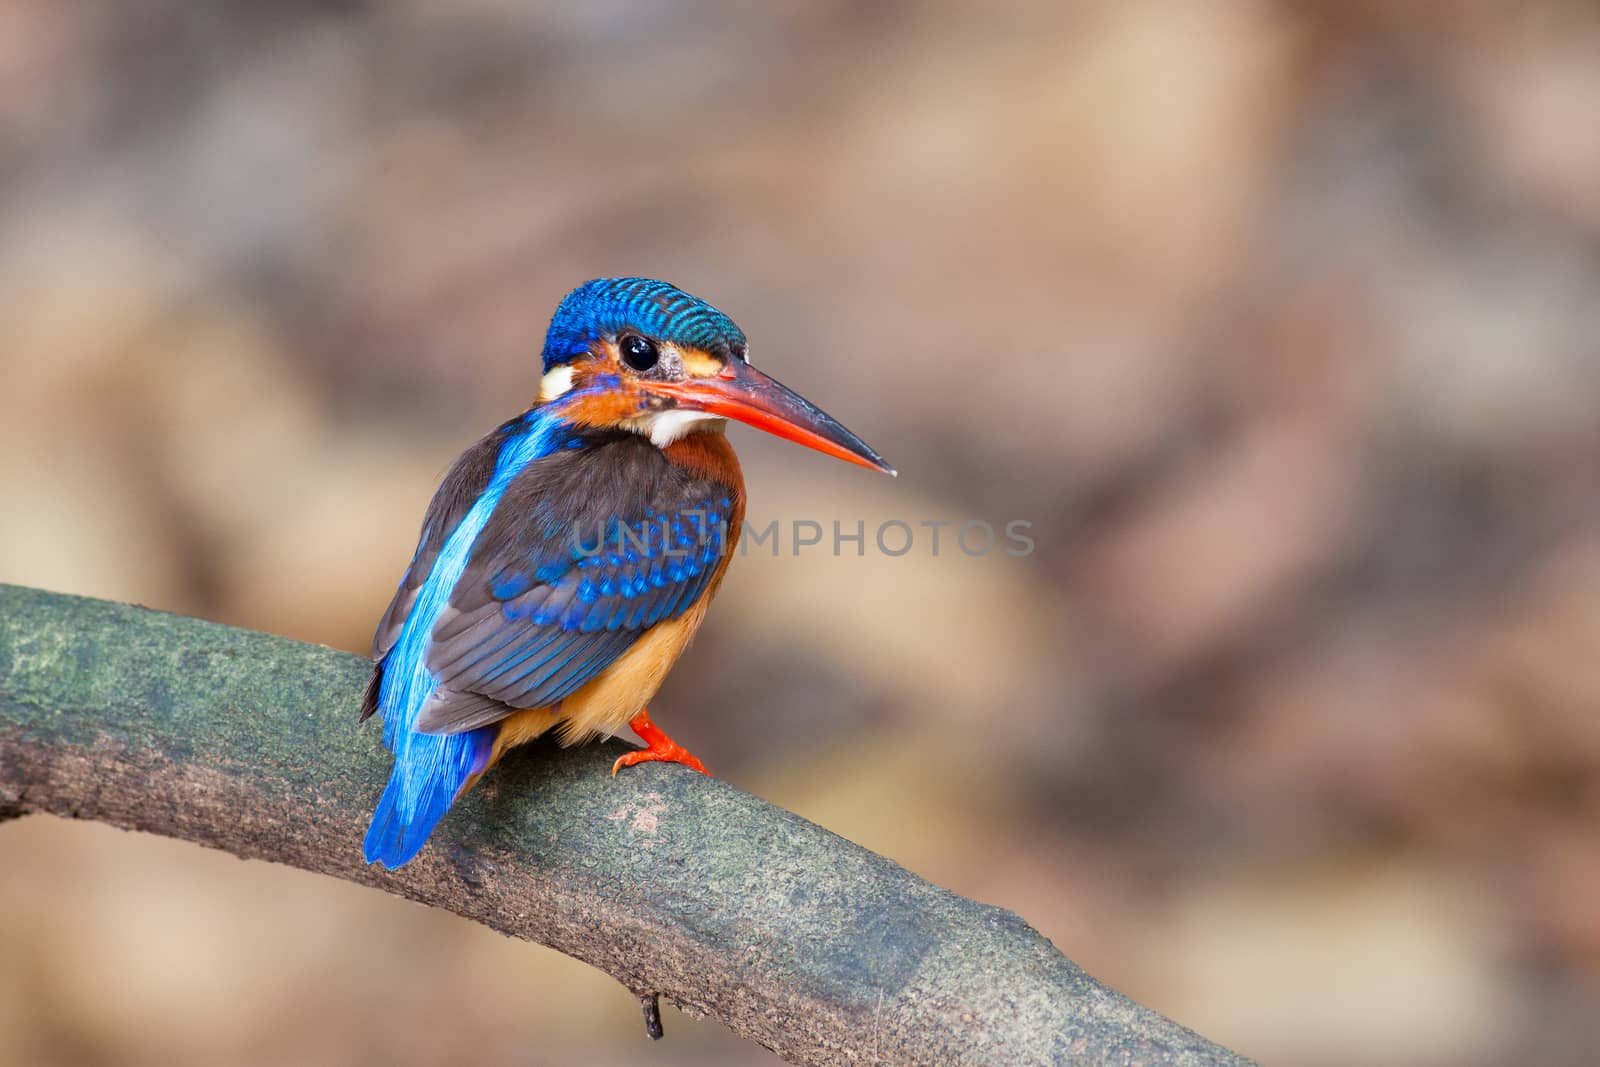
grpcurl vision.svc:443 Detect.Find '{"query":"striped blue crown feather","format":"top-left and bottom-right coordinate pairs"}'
top-left (541, 277), bottom-right (747, 369)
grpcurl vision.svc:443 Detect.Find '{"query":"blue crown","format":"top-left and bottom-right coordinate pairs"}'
top-left (541, 278), bottom-right (747, 371)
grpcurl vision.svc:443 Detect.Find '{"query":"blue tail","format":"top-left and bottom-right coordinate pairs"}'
top-left (364, 726), bottom-right (494, 869)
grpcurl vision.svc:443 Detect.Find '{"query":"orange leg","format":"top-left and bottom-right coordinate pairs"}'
top-left (611, 707), bottom-right (710, 777)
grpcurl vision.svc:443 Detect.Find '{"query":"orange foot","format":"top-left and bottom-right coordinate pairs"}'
top-left (611, 707), bottom-right (711, 777)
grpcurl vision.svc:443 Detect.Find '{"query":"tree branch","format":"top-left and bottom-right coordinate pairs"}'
top-left (0, 584), bottom-right (1252, 1066)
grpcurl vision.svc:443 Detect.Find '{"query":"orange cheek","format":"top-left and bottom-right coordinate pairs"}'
top-left (562, 387), bottom-right (646, 427)
top-left (555, 355), bottom-right (648, 427)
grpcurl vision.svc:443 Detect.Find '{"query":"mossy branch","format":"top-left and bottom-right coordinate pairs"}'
top-left (0, 584), bottom-right (1252, 1066)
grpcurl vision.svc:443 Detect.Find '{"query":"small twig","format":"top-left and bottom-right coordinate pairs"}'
top-left (639, 993), bottom-right (665, 1041)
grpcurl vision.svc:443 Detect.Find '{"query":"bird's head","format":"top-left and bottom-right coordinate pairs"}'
top-left (537, 278), bottom-right (894, 474)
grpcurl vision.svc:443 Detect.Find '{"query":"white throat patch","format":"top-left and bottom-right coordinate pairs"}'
top-left (623, 409), bottom-right (727, 448)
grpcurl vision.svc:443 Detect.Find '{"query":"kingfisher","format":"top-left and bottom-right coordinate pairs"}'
top-left (361, 277), bottom-right (894, 868)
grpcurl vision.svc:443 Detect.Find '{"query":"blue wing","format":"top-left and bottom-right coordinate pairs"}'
top-left (412, 430), bottom-right (736, 734)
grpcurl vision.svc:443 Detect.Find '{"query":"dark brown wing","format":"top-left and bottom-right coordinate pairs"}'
top-left (359, 418), bottom-right (520, 721)
top-left (411, 432), bottom-right (736, 734)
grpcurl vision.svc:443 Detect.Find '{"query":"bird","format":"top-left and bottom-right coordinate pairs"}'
top-left (361, 277), bottom-right (895, 868)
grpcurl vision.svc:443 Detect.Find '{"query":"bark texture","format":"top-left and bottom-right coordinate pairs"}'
top-left (0, 583), bottom-right (1253, 1066)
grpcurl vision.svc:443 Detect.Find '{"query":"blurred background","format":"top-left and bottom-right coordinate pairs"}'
top-left (2, 2), bottom-right (1599, 1064)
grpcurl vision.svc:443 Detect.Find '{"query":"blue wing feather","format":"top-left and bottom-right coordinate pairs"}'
top-left (410, 432), bottom-right (733, 733)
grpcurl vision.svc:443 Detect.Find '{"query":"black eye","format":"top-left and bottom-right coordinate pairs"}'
top-left (620, 334), bottom-right (659, 372)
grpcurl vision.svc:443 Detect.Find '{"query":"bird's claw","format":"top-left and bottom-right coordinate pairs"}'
top-left (611, 706), bottom-right (710, 777)
top-left (610, 745), bottom-right (709, 777)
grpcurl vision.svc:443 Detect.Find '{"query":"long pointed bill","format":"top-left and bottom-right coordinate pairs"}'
top-left (652, 360), bottom-right (896, 475)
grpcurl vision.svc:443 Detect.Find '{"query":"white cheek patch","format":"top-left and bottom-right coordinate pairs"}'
top-left (626, 409), bottom-right (727, 448)
top-left (539, 365), bottom-right (575, 402)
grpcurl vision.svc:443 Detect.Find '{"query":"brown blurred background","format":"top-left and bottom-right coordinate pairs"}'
top-left (3, 2), bottom-right (1600, 1064)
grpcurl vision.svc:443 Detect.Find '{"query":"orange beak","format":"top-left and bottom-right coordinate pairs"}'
top-left (651, 360), bottom-right (896, 475)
